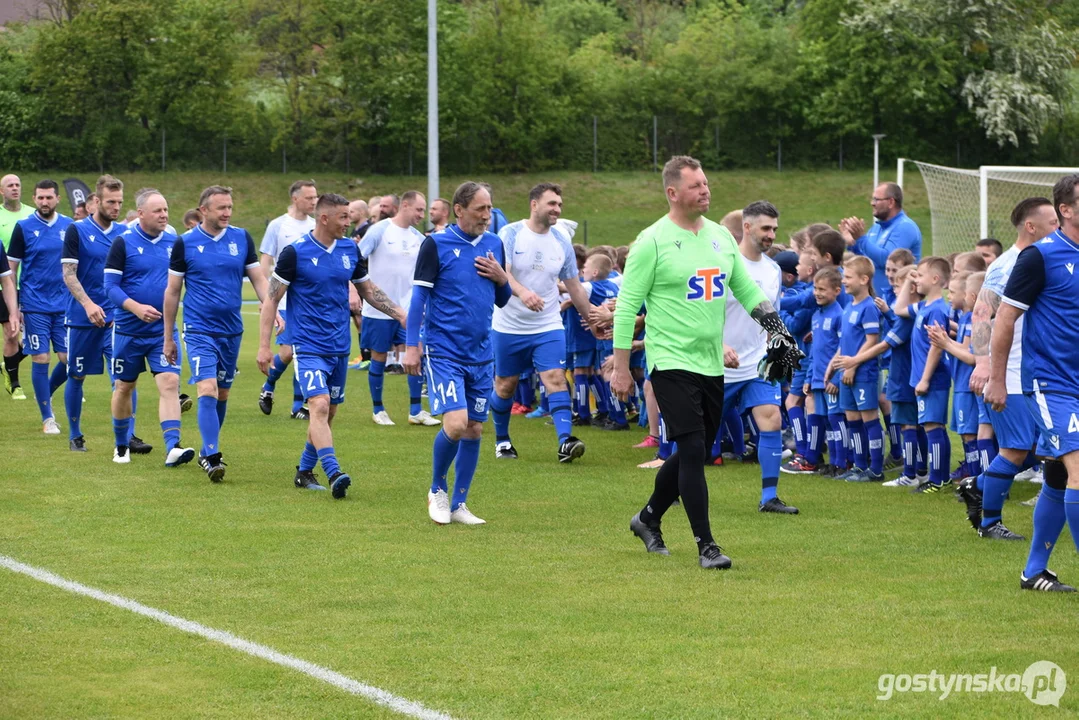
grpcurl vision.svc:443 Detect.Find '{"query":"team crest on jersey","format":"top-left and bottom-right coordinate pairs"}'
top-left (228, 242), bottom-right (238, 256)
top-left (330, 386), bottom-right (342, 400)
top-left (474, 397), bottom-right (487, 414)
top-left (343, 255), bottom-right (351, 269)
top-left (685, 267), bottom-right (727, 301)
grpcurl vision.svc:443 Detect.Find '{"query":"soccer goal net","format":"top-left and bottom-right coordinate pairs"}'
top-left (900, 160), bottom-right (1079, 256)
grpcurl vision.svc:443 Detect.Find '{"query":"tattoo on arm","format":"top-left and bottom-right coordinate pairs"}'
top-left (971, 290), bottom-right (1001, 356)
top-left (358, 281), bottom-right (402, 319)
top-left (267, 276), bottom-right (287, 303)
top-left (62, 263), bottom-right (91, 305)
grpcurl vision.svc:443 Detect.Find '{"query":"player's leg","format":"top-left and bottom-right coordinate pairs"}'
top-left (573, 360), bottom-right (593, 423)
top-left (64, 327), bottom-right (91, 450)
top-left (259, 320), bottom-right (293, 414)
top-left (446, 364), bottom-right (492, 523)
top-left (491, 374), bottom-right (520, 458)
top-left (745, 381), bottom-right (794, 512)
top-left (362, 317), bottom-right (395, 423)
top-left (425, 356), bottom-right (465, 524)
top-left (23, 313), bottom-right (58, 429)
top-left (854, 382), bottom-right (885, 480)
top-left (1, 293), bottom-right (27, 397)
top-left (532, 330), bottom-right (583, 461)
top-left (48, 315), bottom-right (68, 396)
top-left (882, 400), bottom-right (920, 486)
top-left (185, 333), bottom-right (225, 480)
top-left (1020, 458), bottom-right (1074, 591)
top-left (148, 331), bottom-right (193, 467)
top-left (111, 377), bottom-right (137, 464)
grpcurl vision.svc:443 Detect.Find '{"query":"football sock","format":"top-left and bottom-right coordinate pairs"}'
top-left (657, 413), bottom-right (674, 460)
top-left (977, 438), bottom-right (998, 478)
top-left (1024, 485), bottom-right (1067, 577)
top-left (369, 359), bottom-right (386, 413)
top-left (805, 413), bottom-right (825, 465)
top-left (962, 439), bottom-right (979, 476)
top-left (589, 376), bottom-right (608, 414)
top-left (161, 420), bottom-right (181, 453)
top-left (884, 412), bottom-right (901, 459)
top-left (112, 416), bottom-right (131, 448)
top-left (759, 430), bottom-right (782, 503)
top-left (4, 352), bottom-right (22, 387)
top-left (548, 390), bottom-right (572, 444)
top-left (607, 385), bottom-right (627, 425)
top-left (539, 384), bottom-right (550, 413)
top-left (866, 418), bottom-right (884, 475)
top-left (49, 361), bottom-right (67, 394)
top-left (451, 437), bottom-right (481, 511)
top-left (292, 376), bottom-right (304, 414)
top-left (197, 395), bottom-right (221, 457)
top-left (216, 399), bottom-right (227, 429)
top-left (980, 456), bottom-right (1020, 527)
top-left (788, 405), bottom-right (806, 457)
top-left (827, 414), bottom-right (847, 469)
top-left (65, 375), bottom-right (83, 439)
top-left (1065, 488), bottom-right (1079, 554)
top-left (491, 392), bottom-right (513, 442)
top-left (847, 419), bottom-right (866, 470)
top-left (902, 428), bottom-right (918, 479)
top-left (927, 427), bottom-right (950, 485)
top-left (408, 374), bottom-right (423, 415)
top-left (263, 354), bottom-right (288, 392)
top-left (916, 427), bottom-right (929, 476)
top-left (574, 374), bottom-right (591, 419)
top-left (317, 446), bottom-right (341, 477)
top-left (129, 390), bottom-right (138, 441)
top-left (430, 429), bottom-right (459, 494)
top-left (299, 442), bottom-right (318, 472)
top-left (31, 362), bottom-right (51, 420)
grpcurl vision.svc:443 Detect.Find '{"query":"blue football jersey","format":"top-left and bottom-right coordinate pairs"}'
top-left (573, 278), bottom-right (619, 350)
top-left (413, 224), bottom-right (508, 363)
top-left (273, 233), bottom-right (369, 356)
top-left (910, 297), bottom-right (952, 390)
top-left (105, 223), bottom-right (178, 337)
top-left (838, 296), bottom-right (881, 384)
top-left (7, 212), bottom-right (73, 313)
top-left (1002, 230), bottom-right (1079, 394)
top-left (884, 315), bottom-right (915, 403)
top-left (949, 310), bottom-right (974, 391)
top-left (62, 216), bottom-right (126, 327)
top-left (169, 225), bottom-right (258, 337)
top-left (809, 301), bottom-right (843, 389)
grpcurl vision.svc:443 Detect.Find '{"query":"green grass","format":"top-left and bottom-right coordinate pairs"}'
top-left (24, 169), bottom-right (933, 250)
top-left (1, 311), bottom-right (1077, 718)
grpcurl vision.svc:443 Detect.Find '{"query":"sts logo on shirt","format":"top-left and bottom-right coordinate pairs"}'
top-left (686, 267), bottom-right (727, 301)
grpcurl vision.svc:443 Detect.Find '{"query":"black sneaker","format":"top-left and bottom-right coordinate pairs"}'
top-left (129, 435), bottom-right (153, 454)
top-left (602, 419), bottom-right (630, 431)
top-left (69, 435), bottom-right (87, 452)
top-left (179, 393), bottom-right (193, 413)
top-left (291, 408), bottom-right (310, 420)
top-left (589, 412), bottom-right (609, 428)
top-left (956, 476), bottom-right (983, 530)
top-left (740, 444), bottom-right (758, 464)
top-left (698, 542), bottom-right (732, 570)
top-left (629, 512), bottom-right (670, 555)
top-left (259, 390), bottom-right (274, 415)
top-left (495, 441), bottom-right (519, 459)
top-left (1021, 569), bottom-right (1077, 592)
top-left (294, 466), bottom-right (325, 491)
top-left (978, 520), bottom-right (1025, 540)
top-left (558, 436), bottom-right (586, 463)
top-left (911, 481), bottom-right (945, 494)
top-left (759, 497), bottom-right (799, 514)
top-left (199, 453), bottom-right (226, 483)
top-left (571, 415), bottom-right (592, 427)
top-left (329, 471), bottom-right (351, 499)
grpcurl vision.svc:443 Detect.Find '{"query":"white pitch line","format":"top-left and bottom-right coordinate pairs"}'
top-left (0, 554), bottom-right (456, 720)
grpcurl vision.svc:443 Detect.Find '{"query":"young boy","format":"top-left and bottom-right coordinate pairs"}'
top-left (875, 247), bottom-right (916, 467)
top-left (942, 271), bottom-right (978, 481)
top-left (895, 256), bottom-right (953, 493)
top-left (777, 250), bottom-right (813, 458)
top-left (575, 252), bottom-right (622, 429)
top-left (830, 256), bottom-right (884, 481)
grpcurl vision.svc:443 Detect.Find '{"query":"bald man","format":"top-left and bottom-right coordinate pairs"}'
top-left (0, 173), bottom-right (33, 399)
top-left (349, 200), bottom-right (370, 239)
top-left (721, 209), bottom-right (743, 243)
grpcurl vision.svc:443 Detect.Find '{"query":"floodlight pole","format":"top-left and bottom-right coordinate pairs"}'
top-left (872, 134), bottom-right (886, 192)
top-left (427, 0), bottom-right (439, 228)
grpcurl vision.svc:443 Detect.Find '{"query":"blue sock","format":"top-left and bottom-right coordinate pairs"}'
top-left (963, 440), bottom-right (979, 476)
top-left (916, 427), bottom-right (929, 476)
top-left (491, 393), bottom-right (513, 443)
top-left (788, 406), bottom-right (806, 457)
top-left (927, 427), bottom-right (950, 485)
top-left (1065, 488), bottom-right (1079, 554)
top-left (112, 416), bottom-right (131, 448)
top-left (161, 420), bottom-right (181, 453)
top-left (408, 374), bottom-right (423, 415)
top-left (317, 446), bottom-right (341, 477)
top-left (263, 354), bottom-right (288, 392)
top-left (658, 413), bottom-right (673, 460)
top-left (848, 419), bottom-right (866, 470)
top-left (431, 429), bottom-right (459, 493)
top-left (540, 384), bottom-right (550, 413)
top-left (49, 361), bottom-right (67, 394)
top-left (980, 456), bottom-right (1019, 527)
top-left (827, 414), bottom-right (847, 468)
top-left (608, 384), bottom-right (627, 425)
top-left (745, 412), bottom-right (760, 450)
top-left (759, 430), bottom-right (782, 503)
top-left (549, 390), bottom-right (572, 444)
top-left (32, 362), bottom-right (52, 420)
top-left (977, 438), bottom-right (998, 478)
top-left (724, 404), bottom-right (745, 456)
top-left (299, 442), bottom-right (318, 472)
top-left (129, 390), bottom-right (138, 442)
top-left (574, 375), bottom-right (591, 419)
top-left (369, 359), bottom-right (386, 413)
top-left (805, 414), bottom-right (825, 465)
top-left (902, 428), bottom-right (918, 478)
top-left (866, 418), bottom-right (884, 475)
top-left (1024, 485), bottom-right (1068, 577)
top-left (64, 375), bottom-right (84, 439)
top-left (451, 437), bottom-right (481, 511)
top-left (589, 376), bottom-right (608, 414)
top-left (216, 399), bottom-right (227, 428)
top-left (633, 377), bottom-right (645, 411)
top-left (292, 376), bottom-right (304, 414)
top-left (197, 395), bottom-right (221, 457)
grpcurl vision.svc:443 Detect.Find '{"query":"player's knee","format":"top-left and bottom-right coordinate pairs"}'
top-left (196, 380), bottom-right (219, 399)
top-left (755, 406), bottom-right (782, 430)
top-left (31, 354), bottom-right (48, 363)
top-left (539, 370), bottom-right (567, 392)
top-left (672, 430), bottom-right (706, 465)
top-left (1044, 459), bottom-right (1068, 490)
top-left (442, 411), bottom-right (468, 440)
top-left (494, 376), bottom-right (518, 398)
top-left (307, 395), bottom-right (330, 417)
top-left (278, 345), bottom-right (293, 363)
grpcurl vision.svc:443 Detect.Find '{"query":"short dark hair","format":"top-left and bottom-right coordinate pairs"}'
top-left (452, 181), bottom-right (489, 212)
top-left (34, 179), bottom-right (59, 194)
top-left (383, 193), bottom-right (401, 207)
top-left (662, 155), bottom-right (702, 191)
top-left (887, 248), bottom-right (915, 267)
top-left (1053, 175), bottom-right (1079, 224)
top-left (1010, 196), bottom-right (1053, 228)
top-left (975, 237), bottom-right (1004, 257)
top-left (813, 229), bottom-right (845, 266)
top-left (814, 266), bottom-right (842, 289)
top-left (315, 193), bottom-right (349, 214)
top-left (742, 200), bottom-right (779, 221)
top-left (401, 190), bottom-right (424, 206)
top-left (529, 182), bottom-right (562, 204)
top-left (199, 185), bottom-right (232, 208)
top-left (96, 174), bottom-right (123, 195)
top-left (289, 179), bottom-right (317, 198)
top-left (918, 256), bottom-right (952, 287)
top-left (880, 182), bottom-right (903, 209)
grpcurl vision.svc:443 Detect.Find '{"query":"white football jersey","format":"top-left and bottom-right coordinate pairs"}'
top-left (982, 244), bottom-right (1025, 395)
top-left (493, 221), bottom-right (577, 335)
top-left (723, 253), bottom-right (782, 383)
top-left (260, 212), bottom-right (315, 310)
top-left (359, 218), bottom-right (424, 320)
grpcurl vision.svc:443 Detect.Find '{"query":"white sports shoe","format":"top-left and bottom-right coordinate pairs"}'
top-left (1028, 468), bottom-right (1044, 484)
top-left (451, 503), bottom-right (486, 525)
top-left (165, 446), bottom-right (196, 467)
top-left (372, 410), bottom-right (395, 426)
top-left (781, 448), bottom-right (793, 461)
top-left (427, 489), bottom-right (451, 525)
top-left (113, 446), bottom-right (131, 464)
top-left (914, 474), bottom-right (929, 484)
top-left (882, 475), bottom-right (918, 487)
top-left (1015, 467), bottom-right (1038, 482)
top-left (42, 417), bottom-right (61, 435)
top-left (408, 410), bottom-right (441, 426)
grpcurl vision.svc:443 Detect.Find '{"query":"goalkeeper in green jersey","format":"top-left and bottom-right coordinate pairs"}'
top-left (612, 155), bottom-right (804, 570)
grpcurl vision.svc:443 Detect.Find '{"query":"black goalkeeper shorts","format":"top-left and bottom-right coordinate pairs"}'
top-left (649, 367), bottom-right (725, 443)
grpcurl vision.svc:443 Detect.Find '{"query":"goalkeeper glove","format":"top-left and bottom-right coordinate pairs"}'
top-left (753, 310), bottom-right (806, 384)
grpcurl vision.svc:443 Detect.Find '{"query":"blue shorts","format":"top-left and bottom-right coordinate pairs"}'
top-left (916, 389), bottom-right (949, 425)
top-left (493, 329), bottom-right (567, 378)
top-left (359, 316), bottom-right (406, 354)
top-left (184, 332), bottom-right (242, 388)
top-left (725, 378), bottom-right (782, 415)
top-left (1027, 389), bottom-right (1079, 458)
top-left (985, 395), bottom-right (1036, 450)
top-left (839, 380), bottom-right (879, 412)
top-left (294, 353), bottom-right (348, 404)
top-left (23, 312), bottom-right (66, 355)
top-left (891, 401), bottom-right (918, 426)
top-left (951, 392), bottom-right (978, 434)
top-left (789, 367), bottom-right (807, 397)
top-left (424, 355), bottom-right (493, 422)
top-left (112, 331), bottom-right (181, 382)
top-left (976, 395), bottom-right (990, 425)
top-left (596, 339), bottom-right (614, 366)
top-left (66, 325), bottom-right (112, 376)
top-left (573, 350), bottom-right (596, 370)
top-left (630, 349), bottom-right (646, 370)
top-left (812, 389), bottom-right (840, 416)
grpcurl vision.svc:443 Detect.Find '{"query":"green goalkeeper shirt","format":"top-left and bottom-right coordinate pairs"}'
top-left (613, 215), bottom-right (767, 377)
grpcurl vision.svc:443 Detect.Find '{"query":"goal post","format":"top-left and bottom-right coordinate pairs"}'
top-left (898, 160), bottom-right (1079, 256)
